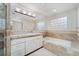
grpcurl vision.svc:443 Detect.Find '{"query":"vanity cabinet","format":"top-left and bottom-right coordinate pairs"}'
top-left (11, 35), bottom-right (43, 56)
top-left (11, 38), bottom-right (25, 56)
top-left (11, 43), bottom-right (25, 56)
top-left (25, 36), bottom-right (43, 54)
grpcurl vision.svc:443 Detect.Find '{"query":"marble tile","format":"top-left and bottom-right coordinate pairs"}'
top-left (45, 31), bottom-right (77, 41)
top-left (43, 42), bottom-right (79, 56)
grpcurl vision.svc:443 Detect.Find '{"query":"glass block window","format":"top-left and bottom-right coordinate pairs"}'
top-left (49, 16), bottom-right (67, 29)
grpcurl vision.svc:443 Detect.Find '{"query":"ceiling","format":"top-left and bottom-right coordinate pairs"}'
top-left (22, 3), bottom-right (78, 18)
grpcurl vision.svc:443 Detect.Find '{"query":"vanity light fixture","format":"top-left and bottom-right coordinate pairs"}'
top-left (22, 10), bottom-right (27, 14)
top-left (14, 8), bottom-right (36, 18)
top-left (15, 8), bottom-right (21, 12)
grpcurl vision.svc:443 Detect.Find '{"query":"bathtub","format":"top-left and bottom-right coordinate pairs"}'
top-left (44, 37), bottom-right (71, 49)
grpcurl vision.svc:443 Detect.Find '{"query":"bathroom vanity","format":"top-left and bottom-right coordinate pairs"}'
top-left (9, 3), bottom-right (44, 56)
top-left (11, 33), bottom-right (43, 56)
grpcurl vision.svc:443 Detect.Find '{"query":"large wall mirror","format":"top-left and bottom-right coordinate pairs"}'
top-left (11, 19), bottom-right (23, 33)
top-left (11, 16), bottom-right (36, 34)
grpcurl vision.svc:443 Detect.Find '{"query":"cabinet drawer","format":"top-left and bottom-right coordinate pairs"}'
top-left (11, 38), bottom-right (25, 45)
top-left (25, 39), bottom-right (34, 54)
top-left (11, 43), bottom-right (25, 54)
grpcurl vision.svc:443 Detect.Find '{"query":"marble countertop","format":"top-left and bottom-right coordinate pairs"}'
top-left (10, 33), bottom-right (42, 39)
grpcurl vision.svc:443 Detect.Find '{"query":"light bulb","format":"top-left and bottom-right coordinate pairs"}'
top-left (28, 12), bottom-right (31, 15)
top-left (15, 8), bottom-right (21, 12)
top-left (22, 10), bottom-right (27, 14)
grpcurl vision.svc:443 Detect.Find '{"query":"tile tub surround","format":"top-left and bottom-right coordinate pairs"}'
top-left (45, 31), bottom-right (77, 41)
top-left (44, 37), bottom-right (71, 48)
top-left (43, 41), bottom-right (79, 56)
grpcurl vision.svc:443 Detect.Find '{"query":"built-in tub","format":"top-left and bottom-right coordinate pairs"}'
top-left (43, 37), bottom-right (79, 56)
top-left (44, 37), bottom-right (71, 49)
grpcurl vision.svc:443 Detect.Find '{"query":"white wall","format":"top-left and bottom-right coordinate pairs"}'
top-left (77, 6), bottom-right (79, 32)
top-left (71, 5), bottom-right (79, 52)
top-left (47, 8), bottom-right (77, 32)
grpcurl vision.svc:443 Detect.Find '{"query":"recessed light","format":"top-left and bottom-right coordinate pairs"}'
top-left (53, 9), bottom-right (56, 12)
top-left (15, 8), bottom-right (21, 12)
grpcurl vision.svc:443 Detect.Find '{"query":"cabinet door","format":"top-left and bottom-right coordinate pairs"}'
top-left (25, 36), bottom-right (43, 54)
top-left (25, 38), bottom-right (34, 54)
top-left (11, 42), bottom-right (25, 56)
top-left (32, 36), bottom-right (43, 49)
